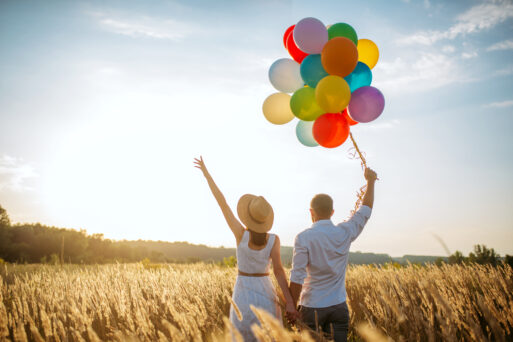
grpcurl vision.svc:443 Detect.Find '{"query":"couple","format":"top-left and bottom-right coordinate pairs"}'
top-left (194, 156), bottom-right (377, 342)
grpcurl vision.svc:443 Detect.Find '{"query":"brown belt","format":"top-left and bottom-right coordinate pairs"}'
top-left (238, 270), bottom-right (270, 277)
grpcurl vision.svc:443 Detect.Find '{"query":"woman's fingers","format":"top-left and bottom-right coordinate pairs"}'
top-left (193, 157), bottom-right (206, 172)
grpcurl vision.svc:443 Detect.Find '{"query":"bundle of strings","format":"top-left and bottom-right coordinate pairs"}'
top-left (348, 132), bottom-right (368, 216)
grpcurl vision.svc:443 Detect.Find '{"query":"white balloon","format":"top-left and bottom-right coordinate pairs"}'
top-left (268, 58), bottom-right (304, 93)
top-left (296, 120), bottom-right (318, 147)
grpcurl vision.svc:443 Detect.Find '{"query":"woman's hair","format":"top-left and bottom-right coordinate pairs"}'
top-left (248, 229), bottom-right (267, 246)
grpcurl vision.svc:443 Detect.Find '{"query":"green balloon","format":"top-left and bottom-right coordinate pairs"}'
top-left (290, 87), bottom-right (324, 121)
top-left (328, 23), bottom-right (358, 45)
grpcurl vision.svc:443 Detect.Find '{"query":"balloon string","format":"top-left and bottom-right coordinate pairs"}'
top-left (349, 132), bottom-right (367, 169)
top-left (348, 132), bottom-right (368, 215)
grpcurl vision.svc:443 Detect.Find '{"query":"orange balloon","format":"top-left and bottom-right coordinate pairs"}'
top-left (321, 37), bottom-right (358, 77)
top-left (342, 108), bottom-right (358, 125)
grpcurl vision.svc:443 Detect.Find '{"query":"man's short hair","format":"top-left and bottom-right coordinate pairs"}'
top-left (310, 194), bottom-right (333, 218)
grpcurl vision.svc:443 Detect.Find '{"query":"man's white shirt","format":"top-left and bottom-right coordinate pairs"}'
top-left (290, 205), bottom-right (372, 308)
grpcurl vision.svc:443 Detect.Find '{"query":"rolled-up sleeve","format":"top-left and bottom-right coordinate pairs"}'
top-left (290, 234), bottom-right (308, 285)
top-left (339, 205), bottom-right (372, 242)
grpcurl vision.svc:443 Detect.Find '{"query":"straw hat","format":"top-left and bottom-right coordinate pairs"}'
top-left (237, 194), bottom-right (274, 233)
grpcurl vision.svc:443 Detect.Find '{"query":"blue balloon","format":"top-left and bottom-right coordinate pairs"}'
top-left (300, 54), bottom-right (329, 88)
top-left (344, 62), bottom-right (372, 92)
top-left (296, 120), bottom-right (319, 147)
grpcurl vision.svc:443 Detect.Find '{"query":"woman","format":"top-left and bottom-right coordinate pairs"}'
top-left (194, 156), bottom-right (297, 341)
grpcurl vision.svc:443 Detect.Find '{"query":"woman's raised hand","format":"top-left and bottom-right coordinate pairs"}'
top-left (193, 156), bottom-right (209, 177)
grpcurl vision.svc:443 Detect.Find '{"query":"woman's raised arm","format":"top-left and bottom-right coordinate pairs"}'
top-left (194, 156), bottom-right (245, 244)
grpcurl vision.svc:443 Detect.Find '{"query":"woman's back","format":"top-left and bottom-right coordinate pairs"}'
top-left (231, 230), bottom-right (280, 341)
top-left (237, 230), bottom-right (275, 274)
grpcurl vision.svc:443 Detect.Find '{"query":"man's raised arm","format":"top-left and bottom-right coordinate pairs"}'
top-left (340, 167), bottom-right (377, 241)
top-left (362, 167), bottom-right (377, 209)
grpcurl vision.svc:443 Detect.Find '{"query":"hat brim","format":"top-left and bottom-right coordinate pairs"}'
top-left (237, 194), bottom-right (274, 233)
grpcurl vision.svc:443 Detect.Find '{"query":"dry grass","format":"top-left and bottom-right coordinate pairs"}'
top-left (1, 263), bottom-right (511, 341)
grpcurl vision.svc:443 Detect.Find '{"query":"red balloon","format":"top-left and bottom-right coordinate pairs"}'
top-left (283, 25), bottom-right (294, 49)
top-left (286, 30), bottom-right (308, 63)
top-left (342, 108), bottom-right (358, 126)
top-left (313, 113), bottom-right (350, 148)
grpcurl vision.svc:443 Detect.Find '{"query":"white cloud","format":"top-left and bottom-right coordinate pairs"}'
top-left (90, 12), bottom-right (198, 41)
top-left (0, 156), bottom-right (37, 192)
top-left (461, 51), bottom-right (478, 59)
top-left (482, 100), bottom-right (513, 108)
top-left (487, 39), bottom-right (513, 51)
top-left (494, 65), bottom-right (513, 75)
top-left (373, 52), bottom-right (471, 93)
top-left (442, 45), bottom-right (456, 53)
top-left (398, 0), bottom-right (513, 45)
top-left (354, 119), bottom-right (401, 132)
top-left (424, 0), bottom-right (431, 9)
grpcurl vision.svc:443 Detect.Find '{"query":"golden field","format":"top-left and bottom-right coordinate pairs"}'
top-left (1, 263), bottom-right (512, 341)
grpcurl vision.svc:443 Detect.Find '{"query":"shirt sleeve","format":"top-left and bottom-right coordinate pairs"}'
top-left (338, 205), bottom-right (372, 242)
top-left (290, 234), bottom-right (308, 285)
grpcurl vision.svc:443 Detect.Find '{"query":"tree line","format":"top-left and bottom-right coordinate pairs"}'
top-left (445, 245), bottom-right (513, 267)
top-left (0, 205), bottom-right (218, 264)
top-left (1, 204), bottom-right (512, 267)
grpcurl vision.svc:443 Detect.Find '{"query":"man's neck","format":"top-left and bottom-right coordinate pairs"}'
top-left (312, 218), bottom-right (331, 223)
top-left (314, 218), bottom-right (330, 222)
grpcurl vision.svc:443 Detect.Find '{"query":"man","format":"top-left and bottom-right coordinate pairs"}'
top-left (288, 167), bottom-right (377, 341)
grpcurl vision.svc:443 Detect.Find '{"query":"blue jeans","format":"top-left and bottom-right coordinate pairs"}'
top-left (300, 301), bottom-right (349, 342)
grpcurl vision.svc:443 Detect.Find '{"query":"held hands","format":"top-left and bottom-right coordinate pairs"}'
top-left (285, 302), bottom-right (299, 325)
top-left (364, 167), bottom-right (378, 183)
top-left (193, 156), bottom-right (209, 177)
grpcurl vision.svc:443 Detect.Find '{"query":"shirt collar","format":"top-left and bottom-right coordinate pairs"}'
top-left (312, 219), bottom-right (333, 228)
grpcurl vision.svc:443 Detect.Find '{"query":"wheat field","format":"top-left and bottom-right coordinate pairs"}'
top-left (1, 263), bottom-right (512, 341)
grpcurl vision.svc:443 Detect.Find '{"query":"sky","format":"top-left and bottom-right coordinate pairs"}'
top-left (1, 0), bottom-right (512, 257)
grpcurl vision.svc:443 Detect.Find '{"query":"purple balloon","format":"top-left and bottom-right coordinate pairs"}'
top-left (348, 86), bottom-right (385, 123)
top-left (293, 17), bottom-right (328, 54)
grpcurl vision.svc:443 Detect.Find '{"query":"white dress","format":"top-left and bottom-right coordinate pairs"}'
top-left (229, 230), bottom-right (282, 341)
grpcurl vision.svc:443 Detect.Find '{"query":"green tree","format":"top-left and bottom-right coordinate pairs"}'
top-left (469, 245), bottom-right (500, 266)
top-left (448, 251), bottom-right (466, 264)
top-left (48, 253), bottom-right (60, 265)
top-left (505, 255), bottom-right (513, 268)
top-left (0, 205), bottom-right (12, 262)
top-left (0, 205), bottom-right (10, 227)
top-left (435, 257), bottom-right (445, 266)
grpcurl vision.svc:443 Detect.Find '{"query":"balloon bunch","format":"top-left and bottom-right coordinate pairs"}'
top-left (263, 17), bottom-right (385, 148)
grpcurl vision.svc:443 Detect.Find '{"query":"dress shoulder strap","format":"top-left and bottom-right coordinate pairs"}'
top-left (243, 230), bottom-right (250, 242)
top-left (265, 234), bottom-right (276, 255)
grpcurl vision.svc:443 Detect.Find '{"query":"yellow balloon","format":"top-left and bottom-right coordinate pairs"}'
top-left (315, 75), bottom-right (351, 113)
top-left (262, 93), bottom-right (295, 125)
top-left (357, 39), bottom-right (379, 69)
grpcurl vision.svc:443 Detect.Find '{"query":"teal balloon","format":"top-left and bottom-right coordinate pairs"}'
top-left (344, 62), bottom-right (372, 92)
top-left (300, 54), bottom-right (329, 88)
top-left (296, 120), bottom-right (318, 147)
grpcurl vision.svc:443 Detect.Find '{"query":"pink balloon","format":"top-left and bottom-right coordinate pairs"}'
top-left (293, 17), bottom-right (328, 54)
top-left (348, 86), bottom-right (385, 123)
